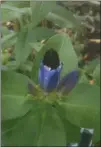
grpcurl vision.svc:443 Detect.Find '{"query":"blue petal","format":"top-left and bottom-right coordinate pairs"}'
top-left (38, 62), bottom-right (63, 92)
top-left (57, 70), bottom-right (79, 95)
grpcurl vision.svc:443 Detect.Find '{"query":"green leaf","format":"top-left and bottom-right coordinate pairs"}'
top-left (29, 42), bottom-right (44, 52)
top-left (20, 61), bottom-right (33, 72)
top-left (74, 43), bottom-right (84, 56)
top-left (55, 103), bottom-right (80, 144)
top-left (6, 61), bottom-right (17, 70)
top-left (1, 32), bottom-right (17, 49)
top-left (62, 119), bottom-right (80, 144)
top-left (15, 27), bottom-right (55, 65)
top-left (2, 118), bottom-right (19, 133)
top-left (93, 64), bottom-right (100, 86)
top-left (1, 4), bottom-right (24, 12)
top-left (30, 1), bottom-right (56, 27)
top-left (6, 60), bottom-right (33, 72)
top-left (4, 1), bottom-right (30, 8)
top-left (31, 33), bottom-right (78, 83)
top-left (27, 27), bottom-right (56, 42)
top-left (84, 58), bottom-right (100, 74)
top-left (2, 103), bottom-right (66, 146)
top-left (1, 27), bottom-right (11, 36)
top-left (1, 3), bottom-right (30, 29)
top-left (78, 73), bottom-right (88, 84)
top-left (1, 4), bottom-right (23, 22)
top-left (46, 5), bottom-right (81, 28)
top-left (14, 29), bottom-right (32, 65)
top-left (1, 8), bottom-right (14, 22)
top-left (46, 13), bottom-right (74, 28)
top-left (2, 71), bottom-right (33, 120)
top-left (59, 83), bottom-right (100, 142)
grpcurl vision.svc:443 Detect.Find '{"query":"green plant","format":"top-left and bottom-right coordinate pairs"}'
top-left (1, 1), bottom-right (100, 146)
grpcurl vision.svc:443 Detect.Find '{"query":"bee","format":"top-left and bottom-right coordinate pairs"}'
top-left (2, 20), bottom-right (20, 32)
top-left (6, 20), bottom-right (20, 32)
top-left (6, 21), bottom-right (14, 31)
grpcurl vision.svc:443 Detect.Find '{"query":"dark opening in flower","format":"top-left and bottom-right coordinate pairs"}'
top-left (43, 48), bottom-right (60, 69)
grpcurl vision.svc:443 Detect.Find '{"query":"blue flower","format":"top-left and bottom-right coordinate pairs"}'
top-left (38, 61), bottom-right (63, 92)
top-left (38, 48), bottom-right (79, 94)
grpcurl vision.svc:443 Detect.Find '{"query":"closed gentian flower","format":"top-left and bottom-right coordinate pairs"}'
top-left (38, 48), bottom-right (79, 94)
top-left (38, 49), bottom-right (63, 92)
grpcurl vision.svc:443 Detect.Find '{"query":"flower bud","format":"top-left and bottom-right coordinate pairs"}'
top-left (57, 70), bottom-right (79, 95)
top-left (38, 49), bottom-right (63, 92)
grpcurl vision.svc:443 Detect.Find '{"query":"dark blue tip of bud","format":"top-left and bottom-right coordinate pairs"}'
top-left (38, 49), bottom-right (63, 92)
top-left (57, 70), bottom-right (79, 95)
